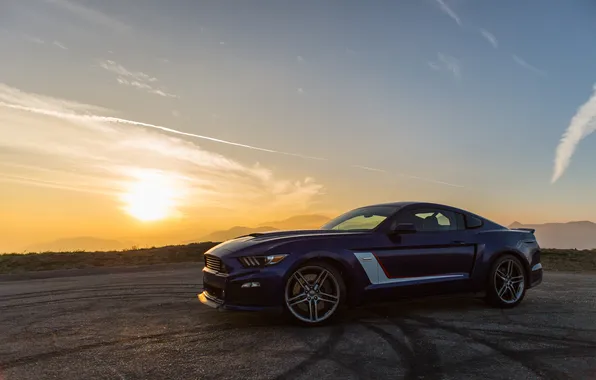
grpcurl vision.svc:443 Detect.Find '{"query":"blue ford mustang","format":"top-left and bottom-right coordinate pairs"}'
top-left (198, 202), bottom-right (543, 325)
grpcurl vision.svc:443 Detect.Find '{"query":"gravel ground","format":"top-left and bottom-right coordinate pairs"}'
top-left (1, 265), bottom-right (595, 380)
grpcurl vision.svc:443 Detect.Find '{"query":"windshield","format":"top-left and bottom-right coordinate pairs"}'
top-left (321, 206), bottom-right (399, 231)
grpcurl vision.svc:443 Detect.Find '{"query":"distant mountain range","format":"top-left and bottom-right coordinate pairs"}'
top-left (197, 214), bottom-right (331, 243)
top-left (199, 226), bottom-right (278, 243)
top-left (23, 217), bottom-right (596, 253)
top-left (257, 214), bottom-right (330, 230)
top-left (509, 221), bottom-right (596, 249)
top-left (24, 237), bottom-right (132, 253)
top-left (19, 215), bottom-right (331, 253)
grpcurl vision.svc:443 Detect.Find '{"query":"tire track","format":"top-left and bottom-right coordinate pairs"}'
top-left (409, 315), bottom-right (575, 380)
top-left (465, 327), bottom-right (596, 347)
top-left (0, 283), bottom-right (200, 301)
top-left (362, 319), bottom-right (442, 380)
top-left (0, 324), bottom-right (236, 369)
top-left (359, 302), bottom-right (596, 380)
top-left (271, 325), bottom-right (345, 379)
top-left (356, 305), bottom-right (444, 380)
top-left (285, 322), bottom-right (376, 378)
top-left (394, 318), bottom-right (442, 380)
top-left (0, 292), bottom-right (197, 309)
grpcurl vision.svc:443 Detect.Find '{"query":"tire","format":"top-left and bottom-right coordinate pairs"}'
top-left (485, 254), bottom-right (527, 308)
top-left (283, 260), bottom-right (346, 326)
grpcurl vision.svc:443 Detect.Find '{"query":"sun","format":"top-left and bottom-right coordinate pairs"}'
top-left (121, 171), bottom-right (179, 222)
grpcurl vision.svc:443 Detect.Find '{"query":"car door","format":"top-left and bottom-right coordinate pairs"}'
top-left (372, 207), bottom-right (476, 286)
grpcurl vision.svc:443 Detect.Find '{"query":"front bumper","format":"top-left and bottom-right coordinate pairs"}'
top-left (197, 292), bottom-right (280, 312)
top-left (198, 266), bottom-right (284, 312)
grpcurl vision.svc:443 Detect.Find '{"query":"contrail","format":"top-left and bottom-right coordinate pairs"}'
top-left (352, 165), bottom-right (387, 173)
top-left (1, 101), bottom-right (464, 188)
top-left (0, 102), bottom-right (326, 161)
top-left (352, 165), bottom-right (464, 188)
top-left (0, 174), bottom-right (115, 196)
top-left (552, 84), bottom-right (596, 183)
top-left (407, 175), bottom-right (464, 188)
top-left (436, 0), bottom-right (462, 26)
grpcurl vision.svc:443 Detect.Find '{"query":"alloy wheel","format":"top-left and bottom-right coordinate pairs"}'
top-left (285, 265), bottom-right (341, 324)
top-left (494, 259), bottom-right (525, 304)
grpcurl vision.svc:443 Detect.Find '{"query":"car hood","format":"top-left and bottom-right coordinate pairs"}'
top-left (205, 229), bottom-right (369, 257)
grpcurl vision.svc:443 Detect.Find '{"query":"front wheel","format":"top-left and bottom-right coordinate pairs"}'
top-left (284, 261), bottom-right (346, 326)
top-left (485, 254), bottom-right (527, 308)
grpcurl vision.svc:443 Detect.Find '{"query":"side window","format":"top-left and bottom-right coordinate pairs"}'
top-left (397, 209), bottom-right (463, 232)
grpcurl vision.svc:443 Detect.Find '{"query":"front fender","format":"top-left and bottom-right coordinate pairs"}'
top-left (284, 249), bottom-right (371, 307)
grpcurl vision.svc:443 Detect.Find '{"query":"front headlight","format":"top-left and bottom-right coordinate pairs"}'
top-left (238, 254), bottom-right (288, 268)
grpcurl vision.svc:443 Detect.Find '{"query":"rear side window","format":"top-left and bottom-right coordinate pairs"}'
top-left (396, 209), bottom-right (464, 232)
top-left (465, 215), bottom-right (484, 229)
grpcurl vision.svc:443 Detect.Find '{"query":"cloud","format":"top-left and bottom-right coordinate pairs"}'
top-left (297, 56), bottom-right (304, 62)
top-left (23, 36), bottom-right (68, 51)
top-left (0, 85), bottom-right (463, 189)
top-left (512, 54), bottom-right (546, 77)
top-left (551, 84), bottom-right (596, 183)
top-left (44, 0), bottom-right (130, 32)
top-left (428, 52), bottom-right (461, 79)
top-left (53, 41), bottom-right (68, 50)
top-left (116, 78), bottom-right (177, 98)
top-left (0, 83), bottom-right (108, 114)
top-left (99, 60), bottom-right (178, 98)
top-left (0, 84), bottom-right (324, 220)
top-left (479, 29), bottom-right (498, 48)
top-left (352, 165), bottom-right (386, 173)
top-left (297, 88), bottom-right (304, 94)
top-left (435, 0), bottom-right (462, 26)
top-left (99, 60), bottom-right (157, 82)
top-left (0, 99), bottom-right (324, 161)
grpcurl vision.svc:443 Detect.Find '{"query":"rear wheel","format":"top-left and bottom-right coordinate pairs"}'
top-left (284, 261), bottom-right (346, 326)
top-left (485, 254), bottom-right (527, 308)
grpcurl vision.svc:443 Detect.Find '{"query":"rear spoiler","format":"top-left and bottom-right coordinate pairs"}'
top-left (510, 227), bottom-right (536, 234)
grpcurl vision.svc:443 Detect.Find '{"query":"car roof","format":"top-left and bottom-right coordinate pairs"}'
top-left (352, 201), bottom-right (505, 229)
top-left (361, 201), bottom-right (506, 229)
top-left (367, 201), bottom-right (470, 214)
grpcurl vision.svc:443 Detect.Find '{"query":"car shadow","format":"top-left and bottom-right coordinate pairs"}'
top-left (204, 294), bottom-right (486, 328)
top-left (340, 295), bottom-right (486, 323)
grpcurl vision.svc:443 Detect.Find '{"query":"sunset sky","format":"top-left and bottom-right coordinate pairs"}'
top-left (2, 0), bottom-right (596, 252)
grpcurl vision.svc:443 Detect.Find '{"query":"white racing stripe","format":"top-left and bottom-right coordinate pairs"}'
top-left (353, 252), bottom-right (465, 285)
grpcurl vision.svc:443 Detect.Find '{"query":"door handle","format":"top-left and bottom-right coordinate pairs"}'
top-left (452, 240), bottom-right (466, 245)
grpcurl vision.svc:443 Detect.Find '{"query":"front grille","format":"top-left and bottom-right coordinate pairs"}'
top-left (204, 254), bottom-right (225, 273)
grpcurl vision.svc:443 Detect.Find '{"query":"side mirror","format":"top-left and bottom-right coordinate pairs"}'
top-left (393, 223), bottom-right (416, 234)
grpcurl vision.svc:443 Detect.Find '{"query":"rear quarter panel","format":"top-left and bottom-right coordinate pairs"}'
top-left (470, 229), bottom-right (540, 291)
